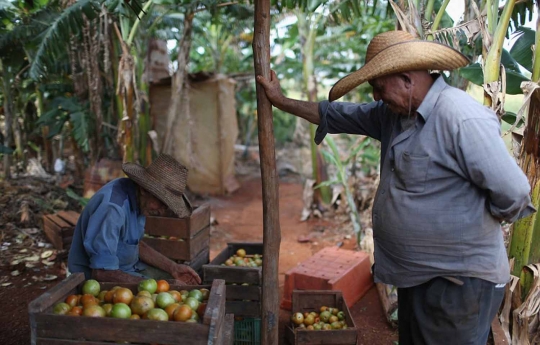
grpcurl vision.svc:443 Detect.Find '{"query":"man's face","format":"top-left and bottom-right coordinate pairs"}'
top-left (369, 74), bottom-right (411, 116)
top-left (137, 187), bottom-right (175, 217)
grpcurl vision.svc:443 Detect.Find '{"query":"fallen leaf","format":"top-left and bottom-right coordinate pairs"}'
top-left (1, 283), bottom-right (12, 287)
top-left (25, 255), bottom-right (40, 262)
top-left (11, 270), bottom-right (21, 276)
top-left (41, 250), bottom-right (54, 259)
top-left (19, 248), bottom-right (28, 253)
top-left (42, 275), bottom-right (57, 281)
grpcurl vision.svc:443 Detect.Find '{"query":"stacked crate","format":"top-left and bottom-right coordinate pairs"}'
top-left (143, 203), bottom-right (211, 272)
top-left (203, 242), bottom-right (263, 344)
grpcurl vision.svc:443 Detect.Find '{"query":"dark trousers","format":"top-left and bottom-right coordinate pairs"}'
top-left (398, 276), bottom-right (505, 345)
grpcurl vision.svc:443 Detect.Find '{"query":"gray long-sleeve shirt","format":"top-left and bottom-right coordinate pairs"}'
top-left (316, 75), bottom-right (535, 288)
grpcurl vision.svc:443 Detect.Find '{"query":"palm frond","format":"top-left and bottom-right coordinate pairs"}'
top-left (29, 0), bottom-right (100, 80)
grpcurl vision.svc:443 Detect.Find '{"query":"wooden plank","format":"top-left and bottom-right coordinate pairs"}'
top-left (225, 301), bottom-right (261, 317)
top-left (295, 328), bottom-right (357, 344)
top-left (48, 214), bottom-right (72, 230)
top-left (145, 204), bottom-right (210, 238)
top-left (292, 290), bottom-right (339, 313)
top-left (37, 339), bottom-right (115, 345)
top-left (205, 280), bottom-right (226, 345)
top-left (221, 314), bottom-right (235, 345)
top-left (42, 216), bottom-right (64, 251)
top-left (203, 279), bottom-right (226, 326)
top-left (203, 265), bottom-right (261, 285)
top-left (29, 273), bottom-right (85, 314)
top-left (30, 273), bottom-right (85, 345)
top-left (142, 226), bottom-right (210, 261)
top-left (56, 211), bottom-right (80, 227)
top-left (226, 285), bottom-right (261, 301)
top-left (35, 314), bottom-right (210, 344)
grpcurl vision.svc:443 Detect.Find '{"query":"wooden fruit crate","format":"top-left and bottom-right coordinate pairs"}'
top-left (28, 272), bottom-right (226, 345)
top-left (285, 290), bottom-right (358, 345)
top-left (42, 211), bottom-right (80, 251)
top-left (142, 203), bottom-right (211, 261)
top-left (202, 242), bottom-right (262, 317)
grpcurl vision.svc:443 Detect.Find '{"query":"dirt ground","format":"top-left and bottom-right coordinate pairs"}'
top-left (0, 165), bottom-right (397, 344)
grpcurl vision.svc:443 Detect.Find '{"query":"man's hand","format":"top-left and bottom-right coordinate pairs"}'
top-left (256, 70), bottom-right (285, 106)
top-left (170, 264), bottom-right (201, 285)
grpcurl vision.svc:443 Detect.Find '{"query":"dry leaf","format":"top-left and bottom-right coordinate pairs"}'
top-left (1, 283), bottom-right (12, 287)
top-left (25, 255), bottom-right (40, 262)
top-left (42, 275), bottom-right (58, 281)
top-left (41, 250), bottom-right (54, 259)
top-left (11, 270), bottom-right (20, 276)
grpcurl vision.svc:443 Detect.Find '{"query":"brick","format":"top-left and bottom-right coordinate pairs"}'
top-left (281, 247), bottom-right (373, 310)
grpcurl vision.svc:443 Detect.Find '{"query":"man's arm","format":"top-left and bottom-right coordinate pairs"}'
top-left (256, 70), bottom-right (320, 124)
top-left (139, 240), bottom-right (201, 285)
top-left (92, 269), bottom-right (143, 283)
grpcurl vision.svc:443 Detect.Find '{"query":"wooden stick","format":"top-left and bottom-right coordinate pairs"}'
top-left (252, 2), bottom-right (281, 344)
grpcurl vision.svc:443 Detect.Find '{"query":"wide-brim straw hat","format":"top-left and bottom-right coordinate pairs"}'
top-left (122, 154), bottom-right (192, 218)
top-left (328, 30), bottom-right (470, 102)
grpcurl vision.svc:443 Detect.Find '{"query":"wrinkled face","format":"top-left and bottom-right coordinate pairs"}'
top-left (369, 74), bottom-right (411, 116)
top-left (137, 186), bottom-right (175, 217)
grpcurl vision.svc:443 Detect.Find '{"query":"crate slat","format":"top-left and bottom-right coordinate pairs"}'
top-left (42, 217), bottom-right (65, 251)
top-left (225, 301), bottom-right (260, 317)
top-left (226, 285), bottom-right (261, 301)
top-left (203, 265), bottom-right (261, 285)
top-left (37, 338), bottom-right (117, 345)
top-left (35, 314), bottom-right (210, 344)
top-left (144, 204), bottom-right (210, 238)
top-left (142, 226), bottom-right (210, 261)
top-left (56, 211), bottom-right (80, 227)
top-left (220, 314), bottom-right (234, 345)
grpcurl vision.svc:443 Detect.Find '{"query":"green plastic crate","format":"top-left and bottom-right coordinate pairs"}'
top-left (234, 317), bottom-right (261, 345)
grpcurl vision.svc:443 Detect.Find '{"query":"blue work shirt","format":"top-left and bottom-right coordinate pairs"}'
top-left (316, 75), bottom-right (535, 288)
top-left (68, 178), bottom-right (147, 279)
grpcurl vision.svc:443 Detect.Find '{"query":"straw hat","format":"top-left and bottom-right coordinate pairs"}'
top-left (122, 154), bottom-right (192, 218)
top-left (328, 30), bottom-right (470, 102)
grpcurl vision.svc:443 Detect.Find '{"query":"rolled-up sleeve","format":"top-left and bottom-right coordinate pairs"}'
top-left (315, 100), bottom-right (385, 144)
top-left (456, 117), bottom-right (536, 222)
top-left (84, 204), bottom-right (125, 270)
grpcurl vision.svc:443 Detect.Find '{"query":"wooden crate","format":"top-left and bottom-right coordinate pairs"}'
top-left (28, 272), bottom-right (226, 345)
top-left (142, 203), bottom-right (211, 261)
top-left (203, 242), bottom-right (263, 317)
top-left (285, 290), bottom-right (358, 345)
top-left (42, 211), bottom-right (80, 251)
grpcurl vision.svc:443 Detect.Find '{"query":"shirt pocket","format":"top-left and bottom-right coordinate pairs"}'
top-left (395, 151), bottom-right (430, 193)
top-left (117, 241), bottom-right (139, 269)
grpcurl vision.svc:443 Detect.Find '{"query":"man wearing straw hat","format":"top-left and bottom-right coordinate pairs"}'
top-left (68, 154), bottom-right (201, 285)
top-left (257, 30), bottom-right (535, 344)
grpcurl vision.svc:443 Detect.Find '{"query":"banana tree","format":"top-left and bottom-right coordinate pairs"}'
top-left (273, 0), bottom-right (391, 210)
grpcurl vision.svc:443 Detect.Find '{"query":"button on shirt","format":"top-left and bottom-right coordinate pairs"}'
top-left (315, 75), bottom-right (535, 288)
top-left (68, 178), bottom-right (147, 279)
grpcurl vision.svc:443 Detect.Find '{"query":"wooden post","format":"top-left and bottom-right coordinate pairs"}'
top-left (252, 2), bottom-right (281, 345)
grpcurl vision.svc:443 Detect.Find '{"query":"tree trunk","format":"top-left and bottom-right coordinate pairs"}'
top-left (298, 12), bottom-right (331, 207)
top-left (253, 1), bottom-right (281, 344)
top-left (162, 11), bottom-right (194, 155)
top-left (1, 60), bottom-right (13, 179)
